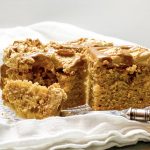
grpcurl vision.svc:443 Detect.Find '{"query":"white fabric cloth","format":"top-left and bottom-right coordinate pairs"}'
top-left (0, 22), bottom-right (150, 150)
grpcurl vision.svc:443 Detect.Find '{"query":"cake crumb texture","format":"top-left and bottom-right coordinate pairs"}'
top-left (2, 80), bottom-right (67, 119)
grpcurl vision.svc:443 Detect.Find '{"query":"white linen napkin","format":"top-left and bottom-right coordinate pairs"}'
top-left (0, 22), bottom-right (149, 150)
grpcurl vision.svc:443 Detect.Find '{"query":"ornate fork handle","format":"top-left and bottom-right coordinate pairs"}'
top-left (125, 108), bottom-right (150, 121)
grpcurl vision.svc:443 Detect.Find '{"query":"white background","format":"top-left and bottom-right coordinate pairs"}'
top-left (0, 0), bottom-right (150, 47)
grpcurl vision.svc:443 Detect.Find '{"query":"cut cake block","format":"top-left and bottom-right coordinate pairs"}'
top-left (88, 45), bottom-right (150, 110)
top-left (2, 39), bottom-right (87, 109)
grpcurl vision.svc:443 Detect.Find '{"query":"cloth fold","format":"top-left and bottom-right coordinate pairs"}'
top-left (0, 21), bottom-right (149, 150)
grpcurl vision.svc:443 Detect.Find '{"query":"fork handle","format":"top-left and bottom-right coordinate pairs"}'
top-left (125, 108), bottom-right (150, 121)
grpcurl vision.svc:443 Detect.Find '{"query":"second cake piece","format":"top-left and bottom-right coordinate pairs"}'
top-left (88, 45), bottom-right (150, 110)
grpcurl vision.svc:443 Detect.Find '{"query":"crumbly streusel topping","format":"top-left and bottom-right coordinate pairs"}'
top-left (3, 39), bottom-right (48, 69)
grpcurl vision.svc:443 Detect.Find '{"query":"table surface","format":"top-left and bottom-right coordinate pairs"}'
top-left (88, 142), bottom-right (150, 150)
top-left (110, 142), bottom-right (150, 150)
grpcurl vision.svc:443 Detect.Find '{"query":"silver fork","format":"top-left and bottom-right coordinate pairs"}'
top-left (61, 104), bottom-right (150, 122)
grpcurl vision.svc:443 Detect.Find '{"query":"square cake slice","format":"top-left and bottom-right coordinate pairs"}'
top-left (88, 45), bottom-right (150, 110)
top-left (2, 39), bottom-right (87, 110)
